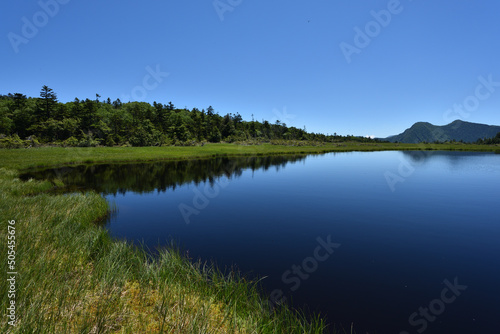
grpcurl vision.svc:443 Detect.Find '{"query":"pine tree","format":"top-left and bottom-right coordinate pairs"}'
top-left (38, 85), bottom-right (58, 121)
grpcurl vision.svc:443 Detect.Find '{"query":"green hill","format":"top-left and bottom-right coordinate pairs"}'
top-left (384, 120), bottom-right (500, 143)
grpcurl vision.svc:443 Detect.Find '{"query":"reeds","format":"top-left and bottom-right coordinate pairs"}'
top-left (0, 168), bottom-right (329, 333)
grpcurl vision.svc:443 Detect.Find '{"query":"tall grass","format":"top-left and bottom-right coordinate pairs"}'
top-left (1, 143), bottom-right (495, 333)
top-left (0, 167), bottom-right (329, 333)
top-left (0, 142), bottom-right (497, 171)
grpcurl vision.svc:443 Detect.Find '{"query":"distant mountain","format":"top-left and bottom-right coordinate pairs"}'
top-left (383, 120), bottom-right (500, 143)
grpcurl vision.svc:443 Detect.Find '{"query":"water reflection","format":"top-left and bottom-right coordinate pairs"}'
top-left (401, 150), bottom-right (495, 165)
top-left (18, 151), bottom-right (500, 333)
top-left (20, 155), bottom-right (308, 195)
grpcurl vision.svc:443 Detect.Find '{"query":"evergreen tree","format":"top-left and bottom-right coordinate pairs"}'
top-left (38, 85), bottom-right (58, 121)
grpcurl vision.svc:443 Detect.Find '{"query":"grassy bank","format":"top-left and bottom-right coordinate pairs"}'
top-left (0, 167), bottom-right (328, 333)
top-left (0, 142), bottom-right (498, 171)
top-left (1, 142), bottom-right (498, 333)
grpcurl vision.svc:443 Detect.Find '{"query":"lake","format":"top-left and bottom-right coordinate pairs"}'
top-left (21, 151), bottom-right (500, 333)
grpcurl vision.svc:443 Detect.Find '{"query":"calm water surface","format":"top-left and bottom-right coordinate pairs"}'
top-left (22, 151), bottom-right (500, 333)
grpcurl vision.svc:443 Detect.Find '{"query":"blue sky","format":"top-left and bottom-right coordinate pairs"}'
top-left (1, 0), bottom-right (499, 138)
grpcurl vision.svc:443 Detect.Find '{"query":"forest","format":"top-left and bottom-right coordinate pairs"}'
top-left (0, 86), bottom-right (376, 148)
top-left (476, 132), bottom-right (500, 145)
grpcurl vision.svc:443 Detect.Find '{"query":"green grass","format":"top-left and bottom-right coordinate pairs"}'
top-left (0, 167), bottom-right (329, 333)
top-left (0, 142), bottom-right (497, 333)
top-left (0, 142), bottom-right (498, 171)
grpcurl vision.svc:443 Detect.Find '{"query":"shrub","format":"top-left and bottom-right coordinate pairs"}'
top-left (79, 132), bottom-right (101, 147)
top-left (63, 136), bottom-right (80, 147)
top-left (0, 134), bottom-right (25, 148)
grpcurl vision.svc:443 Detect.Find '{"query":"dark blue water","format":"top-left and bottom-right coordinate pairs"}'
top-left (22, 151), bottom-right (500, 333)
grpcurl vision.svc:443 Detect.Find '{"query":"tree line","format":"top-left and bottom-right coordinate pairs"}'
top-left (476, 132), bottom-right (500, 145)
top-left (0, 85), bottom-right (377, 147)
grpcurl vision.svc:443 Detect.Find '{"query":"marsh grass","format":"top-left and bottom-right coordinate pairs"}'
top-left (0, 167), bottom-right (329, 333)
top-left (0, 142), bottom-right (498, 171)
top-left (1, 143), bottom-right (496, 333)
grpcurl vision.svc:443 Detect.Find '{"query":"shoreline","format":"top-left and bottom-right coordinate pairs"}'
top-left (1, 142), bottom-right (498, 172)
top-left (1, 143), bottom-right (498, 333)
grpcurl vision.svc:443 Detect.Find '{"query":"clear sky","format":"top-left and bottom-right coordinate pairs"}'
top-left (1, 0), bottom-right (499, 138)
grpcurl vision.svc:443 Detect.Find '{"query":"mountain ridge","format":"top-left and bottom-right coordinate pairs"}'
top-left (383, 120), bottom-right (500, 143)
